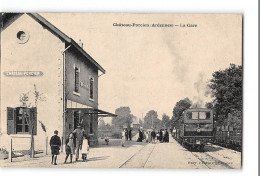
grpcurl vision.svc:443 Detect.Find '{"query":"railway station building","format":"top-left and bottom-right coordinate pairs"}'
top-left (0, 13), bottom-right (116, 153)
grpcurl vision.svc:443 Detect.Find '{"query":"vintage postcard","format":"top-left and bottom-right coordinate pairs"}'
top-left (0, 13), bottom-right (242, 169)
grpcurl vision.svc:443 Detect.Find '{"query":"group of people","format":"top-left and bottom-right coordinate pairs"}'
top-left (137, 128), bottom-right (170, 143)
top-left (121, 128), bottom-right (132, 147)
top-left (49, 125), bottom-right (90, 165)
top-left (157, 129), bottom-right (170, 143)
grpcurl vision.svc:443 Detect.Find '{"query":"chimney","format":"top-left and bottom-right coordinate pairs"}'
top-left (78, 39), bottom-right (84, 49)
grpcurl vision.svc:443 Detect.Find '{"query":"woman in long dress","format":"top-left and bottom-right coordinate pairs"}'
top-left (121, 129), bottom-right (126, 147)
top-left (148, 131), bottom-right (152, 143)
top-left (81, 137), bottom-right (89, 162)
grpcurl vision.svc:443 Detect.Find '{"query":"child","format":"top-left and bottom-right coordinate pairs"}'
top-left (50, 130), bottom-right (61, 165)
top-left (81, 136), bottom-right (89, 162)
top-left (64, 133), bottom-right (74, 164)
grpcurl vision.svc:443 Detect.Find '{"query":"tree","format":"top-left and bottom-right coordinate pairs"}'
top-left (171, 98), bottom-right (192, 129)
top-left (98, 119), bottom-right (106, 129)
top-left (19, 84), bottom-right (46, 157)
top-left (112, 107), bottom-right (136, 129)
top-left (143, 110), bottom-right (161, 129)
top-left (161, 114), bottom-right (171, 129)
top-left (172, 98), bottom-right (192, 120)
top-left (208, 64), bottom-right (242, 119)
top-left (138, 118), bottom-right (143, 127)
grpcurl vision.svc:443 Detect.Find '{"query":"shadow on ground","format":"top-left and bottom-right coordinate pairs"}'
top-left (87, 156), bottom-right (110, 162)
top-left (203, 145), bottom-right (223, 152)
top-left (96, 139), bottom-right (147, 149)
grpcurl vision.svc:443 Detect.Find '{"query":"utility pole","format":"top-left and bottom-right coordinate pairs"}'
top-left (152, 114), bottom-right (154, 128)
top-left (141, 113), bottom-right (143, 128)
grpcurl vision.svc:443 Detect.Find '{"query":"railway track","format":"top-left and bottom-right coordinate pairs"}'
top-left (119, 143), bottom-right (156, 168)
top-left (173, 137), bottom-right (237, 169)
top-left (191, 151), bottom-right (234, 169)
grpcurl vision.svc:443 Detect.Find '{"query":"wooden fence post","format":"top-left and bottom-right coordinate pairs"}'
top-left (9, 138), bottom-right (12, 162)
top-left (46, 136), bottom-right (48, 155)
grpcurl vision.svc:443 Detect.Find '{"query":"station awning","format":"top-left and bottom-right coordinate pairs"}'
top-left (86, 108), bottom-right (117, 117)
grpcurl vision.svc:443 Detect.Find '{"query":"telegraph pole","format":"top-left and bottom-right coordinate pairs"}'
top-left (152, 114), bottom-right (154, 128)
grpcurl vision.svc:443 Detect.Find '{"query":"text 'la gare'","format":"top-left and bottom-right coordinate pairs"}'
top-left (180, 23), bottom-right (198, 27)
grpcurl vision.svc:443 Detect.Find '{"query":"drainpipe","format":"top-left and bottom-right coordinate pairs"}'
top-left (61, 45), bottom-right (71, 152)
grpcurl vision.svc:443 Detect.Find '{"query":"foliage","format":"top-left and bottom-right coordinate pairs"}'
top-left (33, 84), bottom-right (46, 107)
top-left (98, 119), bottom-right (112, 130)
top-left (19, 84), bottom-right (46, 108)
top-left (161, 114), bottom-right (171, 129)
top-left (139, 118), bottom-right (143, 127)
top-left (171, 98), bottom-right (192, 128)
top-left (208, 64), bottom-right (242, 119)
top-left (172, 98), bottom-right (192, 120)
top-left (38, 120), bottom-right (46, 132)
top-left (112, 107), bottom-right (136, 129)
top-left (143, 110), bottom-right (161, 129)
top-left (98, 118), bottom-right (106, 128)
top-left (19, 92), bottom-right (31, 107)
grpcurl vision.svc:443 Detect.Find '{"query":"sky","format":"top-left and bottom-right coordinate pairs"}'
top-left (40, 13), bottom-right (242, 120)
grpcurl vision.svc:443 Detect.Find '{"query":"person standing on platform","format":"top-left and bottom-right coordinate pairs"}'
top-left (121, 128), bottom-right (126, 147)
top-left (165, 129), bottom-right (169, 142)
top-left (81, 136), bottom-right (89, 162)
top-left (50, 130), bottom-right (61, 165)
top-left (129, 128), bottom-right (132, 141)
top-left (73, 125), bottom-right (85, 161)
top-left (125, 128), bottom-right (129, 141)
top-left (64, 133), bottom-right (74, 164)
top-left (151, 128), bottom-right (156, 144)
top-left (159, 129), bottom-right (163, 142)
top-left (148, 130), bottom-right (152, 143)
top-left (163, 129), bottom-right (166, 142)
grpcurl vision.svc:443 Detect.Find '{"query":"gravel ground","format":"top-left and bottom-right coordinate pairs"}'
top-left (0, 136), bottom-right (241, 169)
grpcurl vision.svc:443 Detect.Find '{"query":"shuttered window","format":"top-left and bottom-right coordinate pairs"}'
top-left (7, 107), bottom-right (16, 134)
top-left (75, 67), bottom-right (80, 93)
top-left (7, 107), bottom-right (37, 135)
top-left (30, 107), bottom-right (37, 135)
top-left (89, 77), bottom-right (94, 100)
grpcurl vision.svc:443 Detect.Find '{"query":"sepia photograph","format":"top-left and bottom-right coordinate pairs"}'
top-left (0, 12), bottom-right (242, 169)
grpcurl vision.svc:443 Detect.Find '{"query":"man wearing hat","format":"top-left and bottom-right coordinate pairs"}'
top-left (49, 130), bottom-right (61, 165)
top-left (151, 128), bottom-right (156, 144)
top-left (72, 124), bottom-right (85, 161)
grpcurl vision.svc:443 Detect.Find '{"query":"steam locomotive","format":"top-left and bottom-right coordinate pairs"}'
top-left (173, 108), bottom-right (214, 151)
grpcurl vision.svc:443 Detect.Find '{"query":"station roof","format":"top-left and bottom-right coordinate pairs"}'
top-left (1, 13), bottom-right (106, 74)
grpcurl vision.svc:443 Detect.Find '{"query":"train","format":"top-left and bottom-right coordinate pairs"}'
top-left (172, 108), bottom-right (242, 152)
top-left (173, 108), bottom-right (214, 151)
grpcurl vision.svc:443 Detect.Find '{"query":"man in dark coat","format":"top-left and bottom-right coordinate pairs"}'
top-left (73, 125), bottom-right (85, 161)
top-left (137, 129), bottom-right (143, 142)
top-left (50, 130), bottom-right (61, 165)
top-left (151, 128), bottom-right (156, 144)
top-left (159, 129), bottom-right (163, 142)
top-left (125, 129), bottom-right (129, 141)
top-left (129, 129), bottom-right (132, 141)
top-left (165, 129), bottom-right (169, 142)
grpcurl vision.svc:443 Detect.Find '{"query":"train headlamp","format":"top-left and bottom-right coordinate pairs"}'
top-left (197, 127), bottom-right (201, 133)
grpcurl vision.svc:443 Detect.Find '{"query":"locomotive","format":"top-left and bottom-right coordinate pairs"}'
top-left (174, 108), bottom-right (214, 151)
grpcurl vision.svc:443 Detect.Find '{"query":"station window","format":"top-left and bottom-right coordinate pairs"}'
top-left (7, 107), bottom-right (37, 135)
top-left (191, 112), bottom-right (199, 119)
top-left (89, 77), bottom-right (94, 100)
top-left (74, 110), bottom-right (80, 130)
top-left (75, 67), bottom-right (80, 93)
